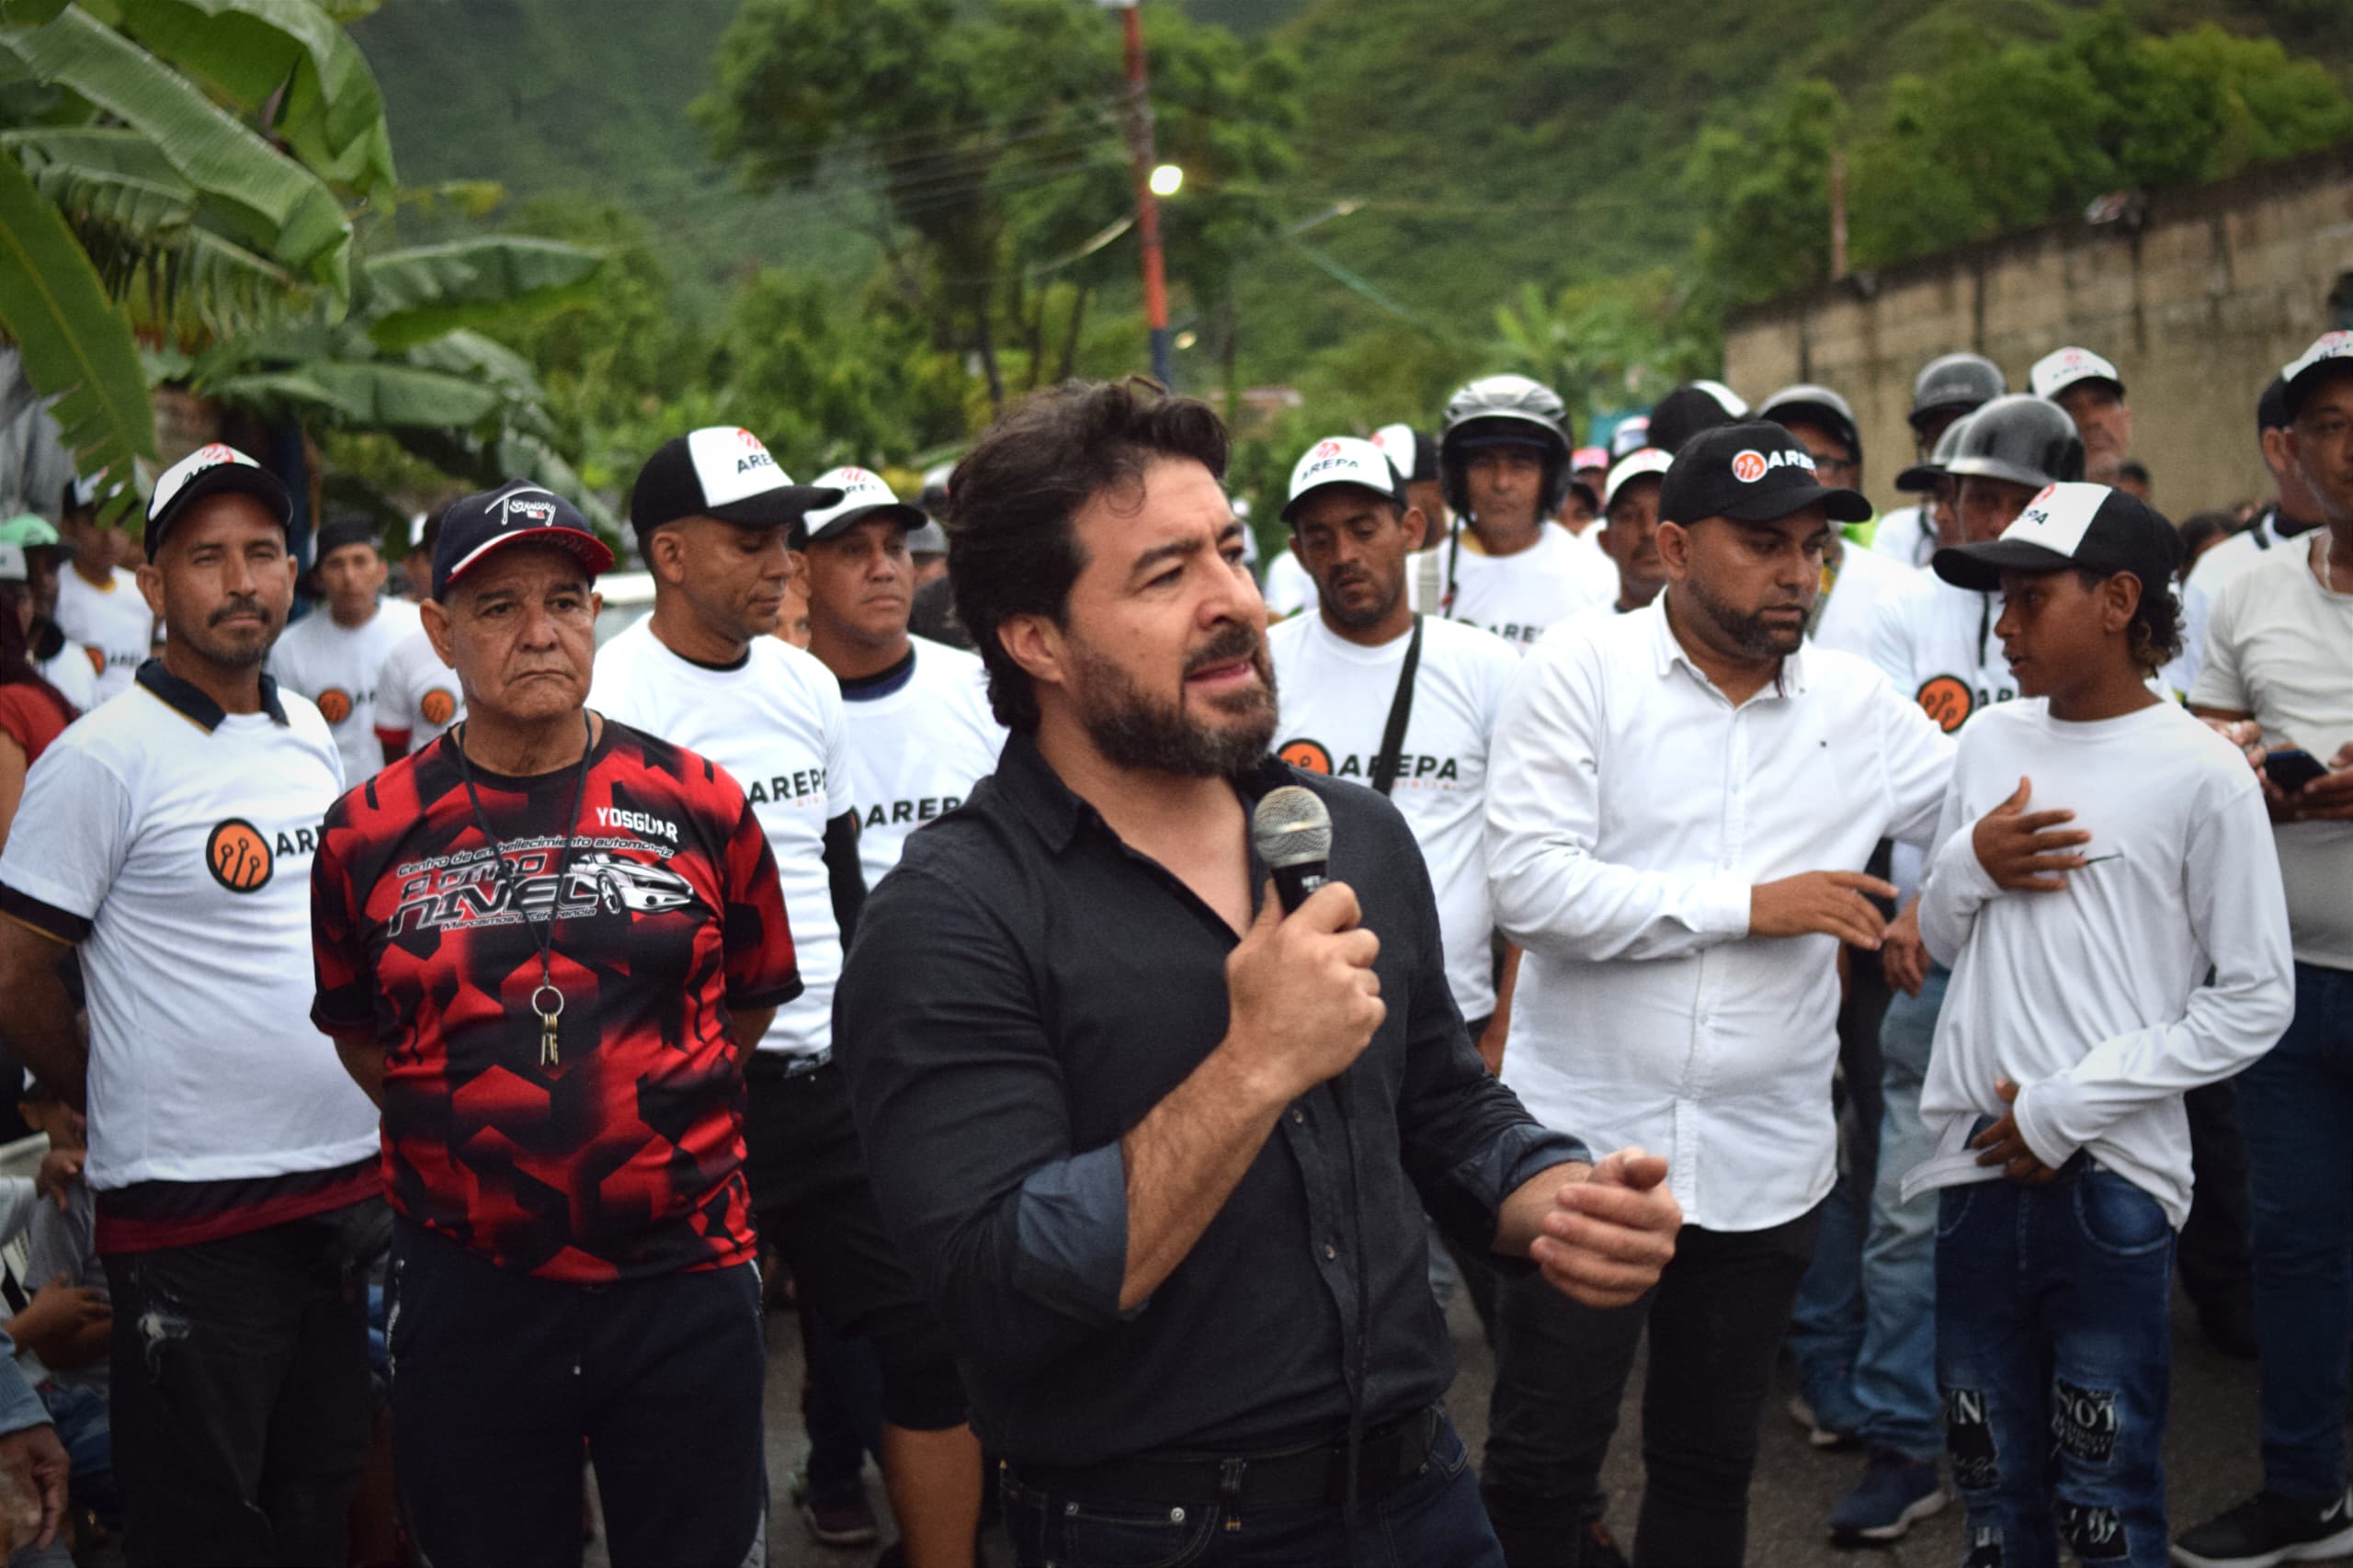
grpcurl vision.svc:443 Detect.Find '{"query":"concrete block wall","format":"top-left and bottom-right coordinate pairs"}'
top-left (1723, 145), bottom-right (2353, 519)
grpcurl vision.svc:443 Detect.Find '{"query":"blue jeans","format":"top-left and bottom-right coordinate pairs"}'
top-left (1788, 967), bottom-right (1948, 1457)
top-left (1936, 1160), bottom-right (2177, 1568)
top-left (1002, 1413), bottom-right (1502, 1568)
top-left (1852, 966), bottom-right (1947, 1460)
top-left (2237, 960), bottom-right (2353, 1501)
top-left (36, 1381), bottom-right (113, 1523)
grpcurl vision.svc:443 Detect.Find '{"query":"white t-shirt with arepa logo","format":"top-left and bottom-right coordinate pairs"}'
top-left (1408, 521), bottom-right (1615, 653)
top-left (267, 598), bottom-right (423, 783)
top-left (372, 622), bottom-right (463, 756)
top-left (1269, 611), bottom-right (1519, 1019)
top-left (591, 618), bottom-right (853, 1057)
top-left (0, 672), bottom-right (377, 1191)
top-left (838, 637), bottom-right (1004, 890)
top-left (53, 566), bottom-right (154, 704)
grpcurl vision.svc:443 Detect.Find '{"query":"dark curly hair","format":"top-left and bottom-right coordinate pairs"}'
top-left (946, 379), bottom-right (1229, 733)
top-left (2077, 568), bottom-right (2183, 675)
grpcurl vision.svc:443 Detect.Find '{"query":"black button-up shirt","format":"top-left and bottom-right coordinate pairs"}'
top-left (835, 734), bottom-right (1587, 1465)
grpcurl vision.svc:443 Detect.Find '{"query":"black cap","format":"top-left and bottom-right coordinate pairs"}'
top-left (2257, 374), bottom-right (2291, 434)
top-left (1933, 482), bottom-right (2183, 594)
top-left (145, 443), bottom-right (292, 553)
top-left (1758, 383), bottom-right (1862, 460)
top-left (1647, 381), bottom-right (1748, 455)
top-left (627, 426), bottom-right (843, 540)
top-left (433, 482), bottom-right (617, 600)
top-left (313, 514), bottom-right (383, 560)
top-left (1658, 421), bottom-right (1871, 528)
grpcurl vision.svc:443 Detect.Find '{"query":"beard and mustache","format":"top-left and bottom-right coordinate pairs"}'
top-left (1067, 618), bottom-right (1279, 778)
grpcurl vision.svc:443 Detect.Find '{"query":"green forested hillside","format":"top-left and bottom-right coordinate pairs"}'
top-left (356, 0), bottom-right (2348, 339)
top-left (349, 0), bottom-right (2352, 459)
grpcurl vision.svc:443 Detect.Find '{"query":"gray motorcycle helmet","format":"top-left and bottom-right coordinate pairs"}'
top-left (1438, 374), bottom-right (1574, 517)
top-left (1940, 393), bottom-right (2085, 491)
top-left (1909, 353), bottom-right (2006, 434)
top-left (1758, 382), bottom-right (1862, 461)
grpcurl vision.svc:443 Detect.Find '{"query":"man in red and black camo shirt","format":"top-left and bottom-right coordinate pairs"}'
top-left (310, 483), bottom-right (800, 1566)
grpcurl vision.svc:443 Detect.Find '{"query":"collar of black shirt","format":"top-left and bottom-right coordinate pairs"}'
top-left (136, 657), bottom-right (290, 729)
top-left (995, 730), bottom-right (1292, 857)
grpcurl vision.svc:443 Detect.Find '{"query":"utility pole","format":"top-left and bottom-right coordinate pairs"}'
top-left (1100, 0), bottom-right (1172, 386)
top-left (1828, 144), bottom-right (1849, 281)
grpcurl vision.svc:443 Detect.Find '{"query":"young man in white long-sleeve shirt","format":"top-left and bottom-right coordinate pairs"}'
top-left (1481, 422), bottom-right (1954, 1568)
top-left (1903, 482), bottom-right (2294, 1568)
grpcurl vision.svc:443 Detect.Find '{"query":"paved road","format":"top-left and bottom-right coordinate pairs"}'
top-left (745, 1281), bottom-right (2350, 1568)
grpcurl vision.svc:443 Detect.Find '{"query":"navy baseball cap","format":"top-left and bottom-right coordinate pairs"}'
top-left (433, 482), bottom-right (615, 600)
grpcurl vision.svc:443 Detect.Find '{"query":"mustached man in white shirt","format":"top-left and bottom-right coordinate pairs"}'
top-left (589, 428), bottom-right (982, 1568)
top-left (2187, 373), bottom-right (2328, 603)
top-left (1480, 421), bottom-right (1953, 1568)
top-left (1409, 376), bottom-right (1613, 652)
top-left (1267, 437), bottom-right (1521, 1067)
top-left (0, 444), bottom-right (385, 1564)
top-left (1900, 483), bottom-right (2292, 1568)
top-left (797, 467), bottom-right (1004, 892)
top-left (2174, 334), bottom-right (2353, 1568)
top-left (267, 515), bottom-right (422, 784)
top-left (52, 476), bottom-right (154, 705)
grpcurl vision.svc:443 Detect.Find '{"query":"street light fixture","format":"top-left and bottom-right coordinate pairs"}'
top-left (1150, 164), bottom-right (1184, 199)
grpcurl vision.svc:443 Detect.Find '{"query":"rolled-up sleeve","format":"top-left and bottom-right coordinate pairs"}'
top-left (835, 861), bottom-right (1128, 1382)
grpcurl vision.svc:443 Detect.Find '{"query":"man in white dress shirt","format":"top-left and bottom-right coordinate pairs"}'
top-left (1479, 421), bottom-right (1954, 1568)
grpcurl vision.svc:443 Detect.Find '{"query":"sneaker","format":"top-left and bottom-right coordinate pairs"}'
top-left (2173, 1489), bottom-right (2353, 1568)
top-left (1788, 1392), bottom-right (1859, 1451)
top-left (790, 1465), bottom-right (881, 1549)
top-left (1827, 1449), bottom-right (1948, 1543)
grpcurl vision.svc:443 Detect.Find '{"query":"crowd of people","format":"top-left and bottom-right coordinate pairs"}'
top-left (0, 319), bottom-right (2337, 1568)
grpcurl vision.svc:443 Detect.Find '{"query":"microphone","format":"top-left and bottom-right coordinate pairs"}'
top-left (1252, 786), bottom-right (1333, 915)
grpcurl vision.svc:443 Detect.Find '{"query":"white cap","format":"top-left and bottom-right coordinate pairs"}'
top-left (1282, 437), bottom-right (1404, 523)
top-left (1608, 415), bottom-right (1652, 460)
top-left (2029, 346), bottom-right (2125, 402)
top-left (145, 443), bottom-right (290, 548)
top-left (1369, 423), bottom-right (1421, 480)
top-left (2282, 329), bottom-right (2353, 416)
top-left (0, 541), bottom-right (27, 583)
top-left (1602, 448), bottom-right (1674, 511)
top-left (800, 466), bottom-right (927, 543)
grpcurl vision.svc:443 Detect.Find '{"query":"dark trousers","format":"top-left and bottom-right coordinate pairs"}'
top-left (387, 1219), bottom-right (767, 1568)
top-left (1937, 1162), bottom-right (2176, 1568)
top-left (103, 1199), bottom-right (386, 1568)
top-left (2177, 1079), bottom-right (2256, 1315)
top-left (1482, 1204), bottom-right (1824, 1568)
top-left (798, 1294), bottom-right (886, 1506)
top-left (2238, 960), bottom-right (2353, 1501)
top-left (745, 1060), bottom-right (965, 1431)
top-left (1001, 1412), bottom-right (1501, 1568)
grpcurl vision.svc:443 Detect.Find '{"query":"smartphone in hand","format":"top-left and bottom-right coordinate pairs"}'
top-left (2263, 748), bottom-right (2329, 793)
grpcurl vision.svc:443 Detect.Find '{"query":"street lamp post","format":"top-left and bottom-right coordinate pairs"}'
top-left (1098, 0), bottom-right (1172, 386)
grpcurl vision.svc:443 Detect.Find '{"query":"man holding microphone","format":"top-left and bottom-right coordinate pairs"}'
top-left (835, 379), bottom-right (1681, 1568)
